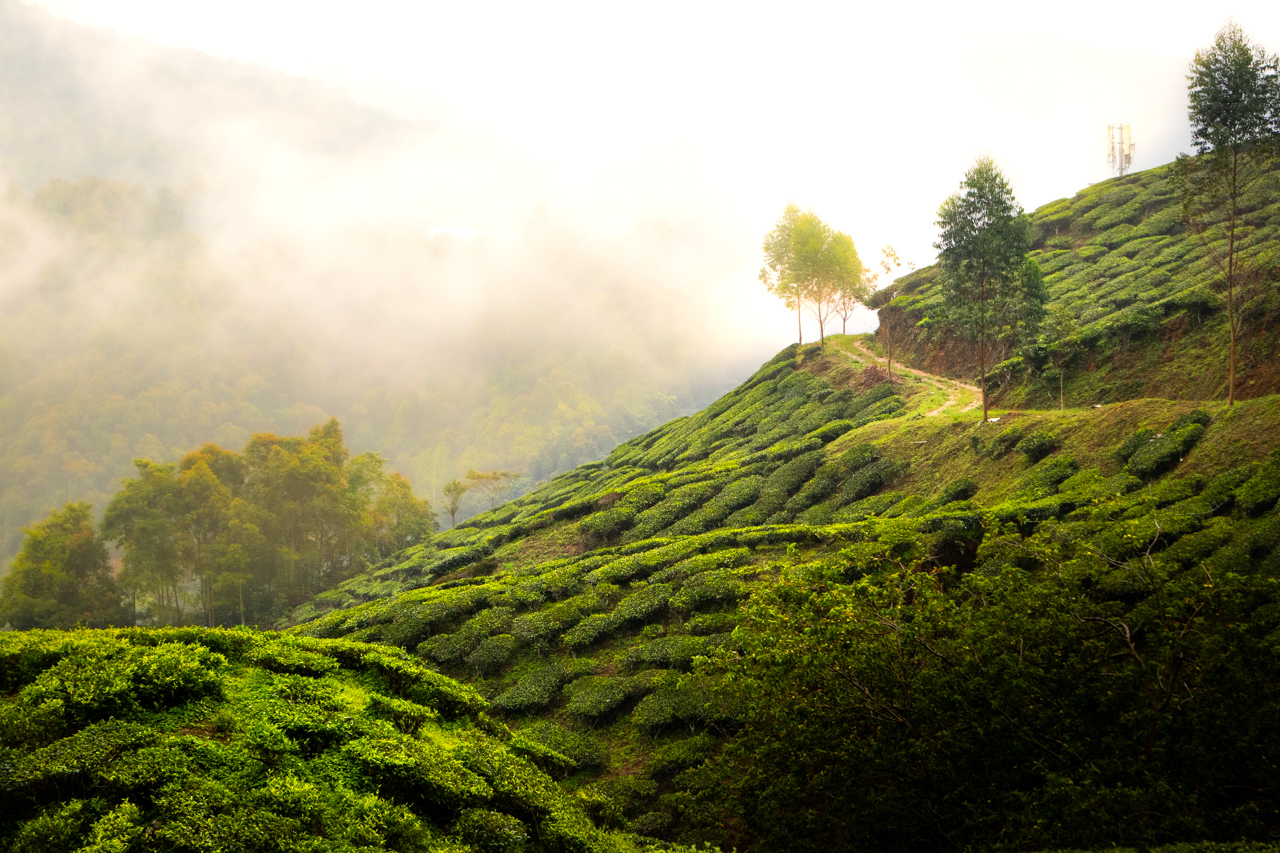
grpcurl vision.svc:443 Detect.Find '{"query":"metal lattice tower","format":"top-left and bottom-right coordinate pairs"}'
top-left (1108, 124), bottom-right (1135, 176)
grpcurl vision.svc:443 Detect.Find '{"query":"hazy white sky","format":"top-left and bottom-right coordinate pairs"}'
top-left (23, 0), bottom-right (1280, 338)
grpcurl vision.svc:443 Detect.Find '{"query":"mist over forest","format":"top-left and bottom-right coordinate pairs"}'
top-left (0, 0), bottom-right (771, 565)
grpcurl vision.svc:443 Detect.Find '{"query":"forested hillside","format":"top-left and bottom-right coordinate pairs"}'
top-left (878, 158), bottom-right (1280, 405)
top-left (272, 339), bottom-right (1280, 851)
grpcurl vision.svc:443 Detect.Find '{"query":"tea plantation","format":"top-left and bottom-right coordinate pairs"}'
top-left (880, 158), bottom-right (1280, 404)
top-left (0, 627), bottom-right (693, 852)
top-left (269, 342), bottom-right (1280, 851)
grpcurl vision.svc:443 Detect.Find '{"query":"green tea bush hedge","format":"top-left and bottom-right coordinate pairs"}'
top-left (1017, 430), bottom-right (1060, 463)
top-left (513, 721), bottom-right (607, 770)
top-left (939, 478), bottom-right (979, 504)
top-left (672, 570), bottom-right (748, 611)
top-left (1126, 424), bottom-right (1205, 480)
top-left (1116, 427), bottom-right (1158, 462)
top-left (1237, 450), bottom-right (1280, 515)
top-left (563, 673), bottom-right (663, 718)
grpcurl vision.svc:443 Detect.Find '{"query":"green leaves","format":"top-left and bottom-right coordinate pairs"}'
top-left (1187, 22), bottom-right (1280, 156)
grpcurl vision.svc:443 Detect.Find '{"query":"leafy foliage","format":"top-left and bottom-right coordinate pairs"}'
top-left (0, 629), bottom-right (657, 852)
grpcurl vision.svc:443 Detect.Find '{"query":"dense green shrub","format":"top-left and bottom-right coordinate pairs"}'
top-left (842, 459), bottom-right (908, 502)
top-left (1116, 427), bottom-right (1158, 462)
top-left (563, 673), bottom-right (662, 718)
top-left (644, 734), bottom-right (716, 779)
top-left (672, 570), bottom-right (748, 611)
top-left (990, 425), bottom-right (1024, 457)
top-left (685, 611), bottom-right (740, 635)
top-left (510, 591), bottom-right (601, 646)
top-left (492, 664), bottom-right (564, 713)
top-left (1237, 450), bottom-right (1280, 515)
top-left (630, 675), bottom-right (718, 728)
top-left (625, 481), bottom-right (722, 541)
top-left (561, 613), bottom-right (617, 648)
top-left (513, 721), bottom-right (607, 770)
top-left (367, 692), bottom-right (438, 735)
top-left (1170, 408), bottom-right (1213, 431)
top-left (939, 478), bottom-right (979, 504)
top-left (344, 733), bottom-right (493, 814)
top-left (454, 808), bottom-right (530, 853)
top-left (1016, 429), bottom-right (1059, 463)
top-left (249, 643), bottom-right (340, 677)
top-left (839, 443), bottom-right (880, 473)
top-left (1031, 456), bottom-right (1079, 490)
top-left (1201, 464), bottom-right (1258, 511)
top-left (612, 583), bottom-right (674, 624)
top-left (361, 651), bottom-right (488, 717)
top-left (1126, 424), bottom-right (1205, 480)
top-left (466, 634), bottom-right (518, 675)
top-left (16, 641), bottom-right (224, 730)
top-left (623, 635), bottom-right (712, 671)
top-left (651, 548), bottom-right (751, 584)
top-left (666, 475), bottom-right (765, 536)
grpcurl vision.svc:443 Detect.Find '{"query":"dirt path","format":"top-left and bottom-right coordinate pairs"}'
top-left (846, 339), bottom-right (980, 416)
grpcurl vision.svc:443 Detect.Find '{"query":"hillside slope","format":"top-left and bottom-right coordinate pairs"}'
top-left (880, 158), bottom-right (1280, 405)
top-left (0, 627), bottom-right (680, 852)
top-left (286, 339), bottom-right (1280, 850)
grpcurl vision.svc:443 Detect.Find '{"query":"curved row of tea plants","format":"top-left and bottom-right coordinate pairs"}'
top-left (0, 627), bottom-right (691, 853)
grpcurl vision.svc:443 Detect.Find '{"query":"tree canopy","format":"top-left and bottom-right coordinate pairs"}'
top-left (1179, 21), bottom-right (1280, 406)
top-left (0, 502), bottom-right (123, 630)
top-left (935, 157), bottom-right (1034, 419)
top-left (760, 205), bottom-right (866, 350)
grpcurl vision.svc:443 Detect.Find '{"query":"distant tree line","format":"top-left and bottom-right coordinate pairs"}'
top-left (0, 418), bottom-right (436, 629)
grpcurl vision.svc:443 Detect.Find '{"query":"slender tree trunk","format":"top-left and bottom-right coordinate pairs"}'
top-left (979, 274), bottom-right (989, 421)
top-left (239, 582), bottom-right (245, 627)
top-left (1059, 365), bottom-right (1064, 412)
top-left (886, 316), bottom-right (894, 377)
top-left (1227, 150), bottom-right (1239, 406)
top-left (797, 299), bottom-right (803, 345)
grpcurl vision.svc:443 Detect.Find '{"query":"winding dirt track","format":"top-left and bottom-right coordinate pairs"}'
top-left (845, 339), bottom-right (981, 417)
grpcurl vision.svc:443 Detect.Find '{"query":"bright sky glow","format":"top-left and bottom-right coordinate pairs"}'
top-left (23, 0), bottom-right (1280, 339)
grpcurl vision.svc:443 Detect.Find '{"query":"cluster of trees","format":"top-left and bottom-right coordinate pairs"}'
top-left (0, 419), bottom-right (436, 630)
top-left (759, 205), bottom-right (868, 351)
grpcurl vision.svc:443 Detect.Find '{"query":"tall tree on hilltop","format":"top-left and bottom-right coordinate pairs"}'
top-left (442, 479), bottom-right (470, 528)
top-left (760, 205), bottom-right (865, 352)
top-left (103, 461), bottom-right (187, 625)
top-left (760, 204), bottom-right (808, 345)
top-left (1177, 21), bottom-right (1280, 406)
top-left (0, 502), bottom-right (125, 630)
top-left (936, 157), bottom-right (1032, 421)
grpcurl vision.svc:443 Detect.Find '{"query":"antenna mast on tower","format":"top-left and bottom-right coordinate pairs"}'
top-left (1107, 124), bottom-right (1135, 176)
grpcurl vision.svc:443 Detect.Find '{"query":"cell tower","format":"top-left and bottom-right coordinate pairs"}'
top-left (1108, 124), bottom-right (1135, 176)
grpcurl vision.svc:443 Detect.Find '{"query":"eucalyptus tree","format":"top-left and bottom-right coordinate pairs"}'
top-left (760, 205), bottom-right (865, 352)
top-left (1178, 21), bottom-right (1280, 406)
top-left (935, 157), bottom-right (1032, 421)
